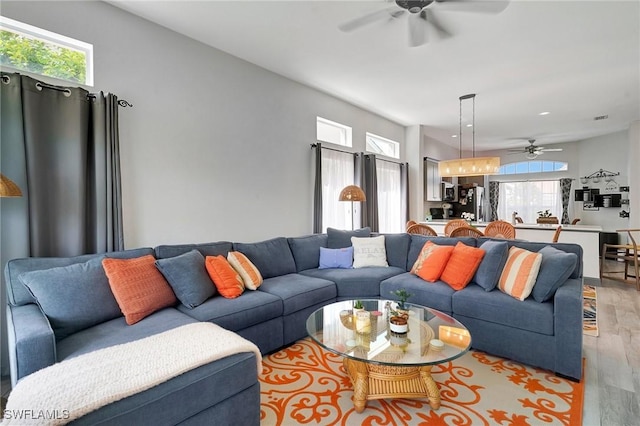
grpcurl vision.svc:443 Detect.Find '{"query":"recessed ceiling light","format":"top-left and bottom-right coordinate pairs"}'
top-left (451, 135), bottom-right (458, 138)
top-left (466, 124), bottom-right (473, 127)
top-left (539, 111), bottom-right (550, 116)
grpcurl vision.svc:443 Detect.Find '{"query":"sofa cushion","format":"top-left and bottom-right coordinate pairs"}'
top-left (498, 247), bottom-right (542, 301)
top-left (287, 234), bottom-right (328, 272)
top-left (7, 247), bottom-right (154, 307)
top-left (300, 266), bottom-right (404, 299)
top-left (205, 256), bottom-right (245, 298)
top-left (380, 273), bottom-right (455, 314)
top-left (473, 240), bottom-right (509, 291)
top-left (258, 273), bottom-right (336, 315)
top-left (452, 284), bottom-right (554, 335)
top-left (407, 235), bottom-right (477, 270)
top-left (155, 250), bottom-right (215, 308)
top-left (441, 242), bottom-right (485, 290)
top-left (531, 246), bottom-right (578, 302)
top-left (352, 235), bottom-right (388, 268)
top-left (177, 291), bottom-right (283, 332)
top-left (56, 308), bottom-right (197, 361)
top-left (234, 237), bottom-right (297, 279)
top-left (380, 233), bottom-right (411, 269)
top-left (227, 252), bottom-right (263, 290)
top-left (412, 242), bottom-right (454, 282)
top-left (102, 255), bottom-right (178, 325)
top-left (319, 247), bottom-right (353, 269)
top-left (19, 257), bottom-right (122, 340)
top-left (154, 242), bottom-right (233, 259)
top-left (327, 227), bottom-right (371, 249)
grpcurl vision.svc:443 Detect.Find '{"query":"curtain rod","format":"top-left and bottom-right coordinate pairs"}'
top-left (310, 143), bottom-right (354, 156)
top-left (1, 75), bottom-right (133, 107)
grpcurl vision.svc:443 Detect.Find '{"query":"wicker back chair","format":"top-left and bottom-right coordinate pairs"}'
top-left (405, 220), bottom-right (418, 231)
top-left (444, 219), bottom-right (468, 236)
top-left (406, 223), bottom-right (438, 236)
top-left (449, 226), bottom-right (484, 238)
top-left (552, 226), bottom-right (563, 243)
top-left (484, 220), bottom-right (516, 239)
top-left (571, 218), bottom-right (581, 225)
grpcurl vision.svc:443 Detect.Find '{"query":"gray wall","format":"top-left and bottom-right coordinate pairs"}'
top-left (0, 1), bottom-right (405, 377)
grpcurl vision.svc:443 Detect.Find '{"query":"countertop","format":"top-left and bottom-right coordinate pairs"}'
top-left (421, 221), bottom-right (603, 232)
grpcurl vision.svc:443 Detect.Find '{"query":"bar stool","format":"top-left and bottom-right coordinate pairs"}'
top-left (600, 229), bottom-right (639, 291)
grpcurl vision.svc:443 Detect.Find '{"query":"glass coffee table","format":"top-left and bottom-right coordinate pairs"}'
top-left (306, 299), bottom-right (471, 413)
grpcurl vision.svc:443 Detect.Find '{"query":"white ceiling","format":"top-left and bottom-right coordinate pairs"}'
top-left (108, 0), bottom-right (640, 151)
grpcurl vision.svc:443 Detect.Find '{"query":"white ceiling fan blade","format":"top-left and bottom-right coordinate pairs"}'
top-left (423, 9), bottom-right (453, 39)
top-left (408, 12), bottom-right (427, 47)
top-left (339, 7), bottom-right (401, 32)
top-left (435, 0), bottom-right (510, 14)
top-left (541, 148), bottom-right (563, 152)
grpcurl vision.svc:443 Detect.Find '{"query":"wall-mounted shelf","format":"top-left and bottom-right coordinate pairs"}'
top-left (594, 193), bottom-right (622, 208)
top-left (575, 188), bottom-right (599, 202)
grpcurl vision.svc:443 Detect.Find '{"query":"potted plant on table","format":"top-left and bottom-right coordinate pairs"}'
top-left (536, 209), bottom-right (558, 224)
top-left (389, 289), bottom-right (413, 334)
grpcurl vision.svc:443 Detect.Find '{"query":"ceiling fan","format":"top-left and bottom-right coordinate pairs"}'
top-left (339, 0), bottom-right (510, 47)
top-left (507, 139), bottom-right (563, 159)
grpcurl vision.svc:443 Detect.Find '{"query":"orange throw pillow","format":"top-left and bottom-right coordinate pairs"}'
top-left (102, 255), bottom-right (177, 325)
top-left (441, 242), bottom-right (486, 290)
top-left (412, 241), bottom-right (454, 282)
top-left (227, 251), bottom-right (263, 290)
top-left (205, 255), bottom-right (245, 298)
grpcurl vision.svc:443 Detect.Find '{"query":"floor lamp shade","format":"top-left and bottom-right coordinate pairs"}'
top-left (0, 173), bottom-right (22, 197)
top-left (338, 185), bottom-right (366, 202)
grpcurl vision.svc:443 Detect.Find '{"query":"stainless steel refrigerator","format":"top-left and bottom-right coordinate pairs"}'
top-left (454, 186), bottom-right (485, 222)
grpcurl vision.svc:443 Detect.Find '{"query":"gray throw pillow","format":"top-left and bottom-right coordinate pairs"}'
top-left (327, 227), bottom-right (371, 249)
top-left (155, 249), bottom-right (216, 308)
top-left (473, 240), bottom-right (509, 291)
top-left (532, 245), bottom-right (578, 302)
top-left (20, 256), bottom-right (122, 340)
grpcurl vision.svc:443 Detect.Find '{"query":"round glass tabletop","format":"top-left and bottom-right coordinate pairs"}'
top-left (306, 299), bottom-right (471, 367)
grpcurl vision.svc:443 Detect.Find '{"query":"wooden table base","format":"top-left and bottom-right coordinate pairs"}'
top-left (343, 358), bottom-right (440, 413)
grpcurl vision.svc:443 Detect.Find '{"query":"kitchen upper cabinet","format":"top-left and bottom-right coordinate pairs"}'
top-left (424, 158), bottom-right (442, 202)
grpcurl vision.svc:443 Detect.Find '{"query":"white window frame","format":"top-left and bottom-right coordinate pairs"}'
top-left (497, 180), bottom-right (562, 223)
top-left (499, 160), bottom-right (568, 175)
top-left (0, 16), bottom-right (94, 86)
top-left (317, 116), bottom-right (352, 148)
top-left (366, 132), bottom-right (400, 160)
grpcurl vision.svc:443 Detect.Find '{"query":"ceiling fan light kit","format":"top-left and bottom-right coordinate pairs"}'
top-left (439, 94), bottom-right (500, 178)
top-left (508, 139), bottom-right (563, 159)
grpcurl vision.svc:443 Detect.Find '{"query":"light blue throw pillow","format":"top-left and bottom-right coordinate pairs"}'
top-left (155, 249), bottom-right (216, 308)
top-left (473, 240), bottom-right (509, 291)
top-left (319, 246), bottom-right (353, 269)
top-left (532, 245), bottom-right (578, 302)
top-left (20, 256), bottom-right (122, 340)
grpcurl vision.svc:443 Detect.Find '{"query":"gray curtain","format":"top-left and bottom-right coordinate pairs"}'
top-left (312, 143), bottom-right (323, 234)
top-left (357, 154), bottom-right (379, 232)
top-left (489, 181), bottom-right (500, 221)
top-left (0, 72), bottom-right (124, 257)
top-left (560, 178), bottom-right (572, 224)
top-left (400, 162), bottom-right (409, 224)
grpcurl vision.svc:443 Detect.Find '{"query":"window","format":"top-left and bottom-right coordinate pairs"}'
top-left (321, 149), bottom-right (354, 231)
top-left (497, 180), bottom-right (561, 223)
top-left (317, 117), bottom-right (352, 147)
top-left (376, 160), bottom-right (403, 233)
top-left (0, 16), bottom-right (93, 86)
top-left (499, 160), bottom-right (568, 175)
top-left (366, 132), bottom-right (400, 159)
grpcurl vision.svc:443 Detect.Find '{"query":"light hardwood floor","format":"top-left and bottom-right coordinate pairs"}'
top-left (1, 272), bottom-right (638, 425)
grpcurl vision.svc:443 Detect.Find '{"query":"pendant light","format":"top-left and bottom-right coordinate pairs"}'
top-left (438, 94), bottom-right (500, 177)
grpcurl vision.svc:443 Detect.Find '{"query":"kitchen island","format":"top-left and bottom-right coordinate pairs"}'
top-left (420, 220), bottom-right (602, 278)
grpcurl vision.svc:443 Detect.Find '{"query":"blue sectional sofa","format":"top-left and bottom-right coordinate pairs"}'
top-left (5, 229), bottom-right (584, 425)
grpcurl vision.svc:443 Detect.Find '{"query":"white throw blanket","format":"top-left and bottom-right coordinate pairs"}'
top-left (3, 322), bottom-right (262, 425)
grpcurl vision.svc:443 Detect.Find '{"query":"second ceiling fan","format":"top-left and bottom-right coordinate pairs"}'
top-left (508, 139), bottom-right (563, 159)
top-left (339, 0), bottom-right (510, 47)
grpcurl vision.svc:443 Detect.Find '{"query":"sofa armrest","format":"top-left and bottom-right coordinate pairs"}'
top-left (553, 278), bottom-right (583, 381)
top-left (6, 303), bottom-right (56, 386)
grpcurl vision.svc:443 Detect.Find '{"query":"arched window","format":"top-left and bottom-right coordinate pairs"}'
top-left (499, 160), bottom-right (568, 175)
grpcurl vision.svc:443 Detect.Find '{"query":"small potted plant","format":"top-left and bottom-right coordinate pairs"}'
top-left (536, 209), bottom-right (558, 224)
top-left (389, 289), bottom-right (413, 334)
top-left (461, 212), bottom-right (475, 225)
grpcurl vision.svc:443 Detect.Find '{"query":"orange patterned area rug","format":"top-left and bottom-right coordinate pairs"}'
top-left (259, 338), bottom-right (584, 426)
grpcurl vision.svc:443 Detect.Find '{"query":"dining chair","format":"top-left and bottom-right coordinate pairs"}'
top-left (552, 226), bottom-right (563, 243)
top-left (405, 220), bottom-right (418, 231)
top-left (571, 218), bottom-right (581, 225)
top-left (449, 226), bottom-right (484, 238)
top-left (406, 223), bottom-right (438, 236)
top-left (600, 229), bottom-right (639, 291)
top-left (444, 219), bottom-right (468, 237)
top-left (484, 221), bottom-right (516, 239)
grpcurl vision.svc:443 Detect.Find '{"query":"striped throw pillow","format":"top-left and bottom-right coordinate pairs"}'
top-left (498, 247), bottom-right (543, 301)
top-left (227, 251), bottom-right (263, 290)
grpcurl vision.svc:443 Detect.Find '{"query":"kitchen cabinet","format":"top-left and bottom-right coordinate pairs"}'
top-left (424, 158), bottom-right (442, 202)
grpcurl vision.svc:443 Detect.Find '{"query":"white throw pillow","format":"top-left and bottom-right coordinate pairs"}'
top-left (351, 235), bottom-right (388, 268)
